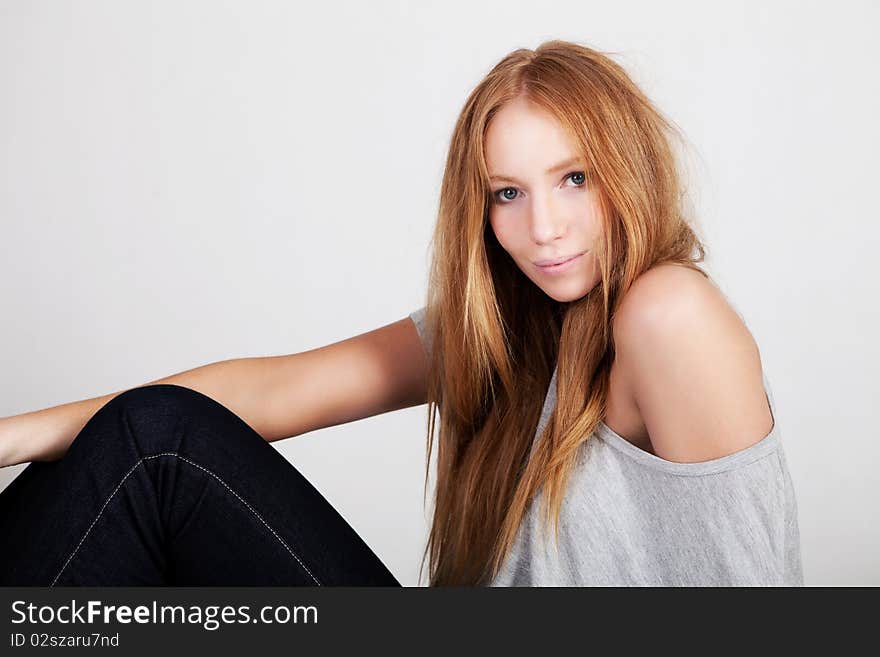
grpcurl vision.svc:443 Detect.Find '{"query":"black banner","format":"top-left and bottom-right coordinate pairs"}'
top-left (0, 585), bottom-right (838, 654)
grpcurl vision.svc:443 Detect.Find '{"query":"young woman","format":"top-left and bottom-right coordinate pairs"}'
top-left (0, 40), bottom-right (802, 587)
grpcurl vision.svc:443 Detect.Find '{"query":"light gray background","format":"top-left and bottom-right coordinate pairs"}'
top-left (1, 0), bottom-right (877, 586)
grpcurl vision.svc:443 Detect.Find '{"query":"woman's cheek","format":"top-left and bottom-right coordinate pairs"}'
top-left (488, 216), bottom-right (513, 253)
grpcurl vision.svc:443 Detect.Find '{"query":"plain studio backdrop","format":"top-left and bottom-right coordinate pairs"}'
top-left (1, 0), bottom-right (878, 587)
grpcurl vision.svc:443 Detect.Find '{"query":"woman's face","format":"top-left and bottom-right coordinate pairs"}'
top-left (485, 96), bottom-right (603, 303)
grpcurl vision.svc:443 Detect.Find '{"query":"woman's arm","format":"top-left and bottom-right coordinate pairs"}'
top-left (613, 265), bottom-right (772, 463)
top-left (0, 315), bottom-right (428, 468)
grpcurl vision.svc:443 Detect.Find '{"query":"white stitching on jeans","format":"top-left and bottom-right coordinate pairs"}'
top-left (50, 452), bottom-right (322, 586)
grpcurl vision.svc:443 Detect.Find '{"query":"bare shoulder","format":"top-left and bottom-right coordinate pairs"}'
top-left (613, 263), bottom-right (719, 330)
top-left (610, 263), bottom-right (774, 463)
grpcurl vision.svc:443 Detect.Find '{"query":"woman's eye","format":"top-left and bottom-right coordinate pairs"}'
top-left (566, 171), bottom-right (586, 186)
top-left (493, 187), bottom-right (519, 203)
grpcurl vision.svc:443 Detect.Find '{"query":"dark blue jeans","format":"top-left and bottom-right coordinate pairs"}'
top-left (0, 384), bottom-right (402, 586)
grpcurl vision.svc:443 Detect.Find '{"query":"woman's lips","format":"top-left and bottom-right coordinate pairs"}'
top-left (534, 251), bottom-right (585, 274)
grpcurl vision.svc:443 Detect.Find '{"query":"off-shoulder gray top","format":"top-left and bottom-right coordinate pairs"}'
top-left (408, 306), bottom-right (803, 586)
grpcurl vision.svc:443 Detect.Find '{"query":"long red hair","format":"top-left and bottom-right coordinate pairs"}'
top-left (419, 40), bottom-right (707, 585)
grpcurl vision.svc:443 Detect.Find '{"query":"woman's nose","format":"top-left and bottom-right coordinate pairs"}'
top-left (529, 195), bottom-right (565, 244)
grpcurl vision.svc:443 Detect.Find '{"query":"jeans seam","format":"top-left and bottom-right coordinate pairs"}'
top-left (50, 452), bottom-right (322, 586)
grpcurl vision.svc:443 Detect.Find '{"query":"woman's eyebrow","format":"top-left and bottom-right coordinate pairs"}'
top-left (489, 156), bottom-right (583, 184)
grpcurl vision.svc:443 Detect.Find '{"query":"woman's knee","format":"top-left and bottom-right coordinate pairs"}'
top-left (107, 383), bottom-right (217, 416)
top-left (73, 384), bottom-right (259, 461)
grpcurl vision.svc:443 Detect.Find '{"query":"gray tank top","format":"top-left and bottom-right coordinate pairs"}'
top-left (408, 306), bottom-right (803, 586)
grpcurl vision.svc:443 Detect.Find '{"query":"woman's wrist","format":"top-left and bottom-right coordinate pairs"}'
top-left (0, 415), bottom-right (23, 468)
top-left (0, 398), bottom-right (100, 468)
